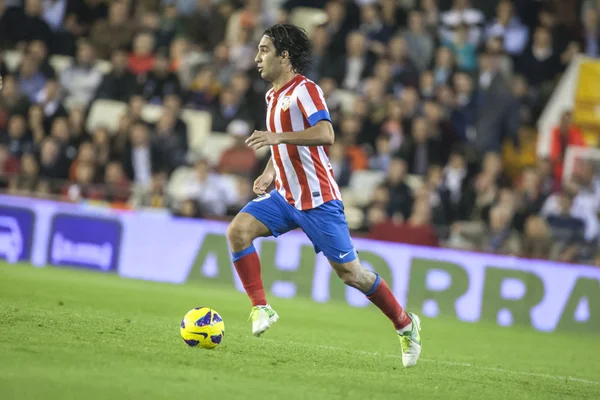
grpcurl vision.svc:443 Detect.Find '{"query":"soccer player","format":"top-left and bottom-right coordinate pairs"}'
top-left (226, 24), bottom-right (422, 368)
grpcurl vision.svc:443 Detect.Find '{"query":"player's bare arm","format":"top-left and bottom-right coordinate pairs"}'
top-left (253, 158), bottom-right (275, 196)
top-left (245, 120), bottom-right (334, 150)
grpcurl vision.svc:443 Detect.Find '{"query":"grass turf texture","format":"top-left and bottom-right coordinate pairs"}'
top-left (0, 263), bottom-right (599, 400)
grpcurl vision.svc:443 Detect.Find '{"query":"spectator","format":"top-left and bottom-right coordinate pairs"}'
top-left (64, 160), bottom-right (101, 201)
top-left (103, 160), bottom-right (130, 203)
top-left (402, 10), bottom-right (435, 72)
top-left (328, 141), bottom-right (351, 188)
top-left (210, 85), bottom-right (252, 133)
top-left (3, 114), bottom-right (34, 158)
top-left (387, 35), bottom-right (419, 90)
top-left (151, 111), bottom-right (187, 174)
top-left (0, 144), bottom-right (20, 189)
top-left (359, 3), bottom-right (392, 49)
top-left (397, 117), bottom-right (442, 176)
top-left (8, 151), bottom-right (38, 194)
top-left (34, 78), bottom-right (67, 123)
top-left (169, 158), bottom-right (239, 217)
top-left (122, 122), bottom-right (157, 187)
top-left (16, 0), bottom-right (55, 48)
top-left (431, 46), bottom-right (455, 86)
top-left (212, 42), bottom-right (235, 86)
top-left (521, 215), bottom-right (553, 260)
top-left (69, 141), bottom-right (96, 182)
top-left (549, 110), bottom-right (586, 182)
top-left (186, 67), bottom-right (220, 110)
top-left (38, 136), bottom-right (66, 179)
top-left (485, 0), bottom-right (529, 56)
top-left (369, 133), bottom-right (393, 173)
top-left (384, 157), bottom-right (413, 221)
top-left (180, 0), bottom-right (226, 52)
top-left (95, 48), bottom-right (138, 102)
top-left (516, 26), bottom-right (562, 88)
top-left (579, 7), bottom-right (600, 58)
top-left (439, 0), bottom-right (485, 46)
top-left (139, 50), bottom-right (182, 105)
top-left (443, 150), bottom-right (470, 221)
top-left (17, 54), bottom-right (47, 102)
top-left (163, 94), bottom-right (188, 147)
top-left (472, 52), bottom-right (520, 155)
top-left (229, 28), bottom-right (256, 72)
top-left (305, 25), bottom-right (331, 83)
top-left (443, 23), bottom-right (477, 72)
top-left (423, 164), bottom-right (452, 227)
top-left (128, 31), bottom-right (156, 76)
top-left (91, 126), bottom-right (112, 168)
top-left (325, 31), bottom-right (374, 91)
top-left (0, 75), bottom-right (31, 116)
top-left (89, 0), bottom-right (136, 60)
top-left (169, 36), bottom-right (200, 89)
top-left (338, 114), bottom-right (369, 172)
top-left (27, 104), bottom-right (47, 146)
top-left (129, 170), bottom-right (171, 208)
top-left (152, 5), bottom-right (183, 50)
top-left (513, 166), bottom-right (548, 232)
top-left (28, 39), bottom-right (56, 79)
top-left (545, 190), bottom-right (586, 262)
top-left (174, 198), bottom-right (202, 218)
top-left (59, 39), bottom-right (103, 108)
top-left (217, 119), bottom-right (258, 177)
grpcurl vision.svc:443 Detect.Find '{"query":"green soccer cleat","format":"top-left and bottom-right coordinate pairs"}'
top-left (249, 305), bottom-right (279, 337)
top-left (398, 312), bottom-right (422, 368)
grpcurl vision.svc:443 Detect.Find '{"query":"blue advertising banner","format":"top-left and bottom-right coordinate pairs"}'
top-left (0, 205), bottom-right (35, 263)
top-left (48, 214), bottom-right (122, 272)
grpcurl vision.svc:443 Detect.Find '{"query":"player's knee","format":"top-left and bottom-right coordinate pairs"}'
top-left (336, 266), bottom-right (361, 289)
top-left (226, 216), bottom-right (255, 250)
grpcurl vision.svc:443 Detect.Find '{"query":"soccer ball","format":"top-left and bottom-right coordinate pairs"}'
top-left (180, 307), bottom-right (225, 349)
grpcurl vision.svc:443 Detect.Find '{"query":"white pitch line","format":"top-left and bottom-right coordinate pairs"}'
top-left (263, 340), bottom-right (600, 386)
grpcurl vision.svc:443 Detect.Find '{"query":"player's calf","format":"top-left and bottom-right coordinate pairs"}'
top-left (331, 260), bottom-right (377, 293)
top-left (330, 258), bottom-right (422, 367)
top-left (227, 213), bottom-right (271, 309)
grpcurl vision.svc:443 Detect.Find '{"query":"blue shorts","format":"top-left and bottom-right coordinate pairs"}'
top-left (240, 190), bottom-right (357, 264)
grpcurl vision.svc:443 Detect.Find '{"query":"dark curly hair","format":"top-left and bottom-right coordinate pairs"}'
top-left (263, 23), bottom-right (312, 75)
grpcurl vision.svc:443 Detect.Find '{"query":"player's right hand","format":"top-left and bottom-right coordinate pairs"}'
top-left (253, 172), bottom-right (274, 196)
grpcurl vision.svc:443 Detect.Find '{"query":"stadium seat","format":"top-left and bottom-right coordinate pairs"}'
top-left (197, 133), bottom-right (236, 166)
top-left (50, 55), bottom-right (74, 74)
top-left (289, 7), bottom-right (328, 37)
top-left (349, 170), bottom-right (386, 207)
top-left (344, 206), bottom-right (364, 230)
top-left (3, 50), bottom-right (111, 75)
top-left (166, 166), bottom-right (195, 201)
top-left (405, 175), bottom-right (424, 192)
top-left (340, 187), bottom-right (356, 207)
top-left (181, 110), bottom-right (212, 154)
top-left (337, 90), bottom-right (358, 114)
top-left (3, 50), bottom-right (20, 72)
top-left (86, 100), bottom-right (213, 155)
top-left (86, 99), bottom-right (128, 132)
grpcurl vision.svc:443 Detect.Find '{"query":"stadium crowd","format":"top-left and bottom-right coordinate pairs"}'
top-left (1, 0), bottom-right (600, 265)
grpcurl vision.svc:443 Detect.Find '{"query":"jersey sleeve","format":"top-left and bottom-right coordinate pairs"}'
top-left (296, 82), bottom-right (331, 127)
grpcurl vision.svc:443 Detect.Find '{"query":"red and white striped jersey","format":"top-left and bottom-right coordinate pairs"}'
top-left (265, 74), bottom-right (342, 210)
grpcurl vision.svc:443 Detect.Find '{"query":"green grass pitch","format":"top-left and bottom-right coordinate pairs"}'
top-left (0, 262), bottom-right (599, 400)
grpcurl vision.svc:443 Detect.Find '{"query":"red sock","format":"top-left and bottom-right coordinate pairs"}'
top-left (367, 277), bottom-right (411, 330)
top-left (232, 246), bottom-right (267, 307)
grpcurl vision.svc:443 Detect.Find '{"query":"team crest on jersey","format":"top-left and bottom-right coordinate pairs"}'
top-left (281, 96), bottom-right (291, 111)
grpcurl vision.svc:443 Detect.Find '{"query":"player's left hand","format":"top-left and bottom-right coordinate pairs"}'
top-left (245, 130), bottom-right (280, 150)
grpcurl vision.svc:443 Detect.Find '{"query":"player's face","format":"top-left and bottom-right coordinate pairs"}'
top-left (255, 35), bottom-right (281, 82)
